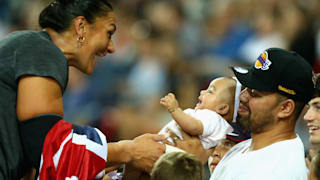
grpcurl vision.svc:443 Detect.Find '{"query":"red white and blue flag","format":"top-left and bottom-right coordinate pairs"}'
top-left (37, 120), bottom-right (108, 180)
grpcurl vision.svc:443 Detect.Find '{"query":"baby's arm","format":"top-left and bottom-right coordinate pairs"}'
top-left (160, 93), bottom-right (203, 136)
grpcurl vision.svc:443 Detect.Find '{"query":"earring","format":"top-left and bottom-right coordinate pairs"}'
top-left (77, 36), bottom-right (86, 48)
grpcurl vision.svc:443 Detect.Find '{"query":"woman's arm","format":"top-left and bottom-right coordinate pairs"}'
top-left (107, 134), bottom-right (166, 173)
top-left (17, 76), bottom-right (166, 175)
top-left (17, 75), bottom-right (64, 121)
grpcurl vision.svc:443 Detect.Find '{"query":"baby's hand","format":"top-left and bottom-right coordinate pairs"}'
top-left (160, 93), bottom-right (179, 113)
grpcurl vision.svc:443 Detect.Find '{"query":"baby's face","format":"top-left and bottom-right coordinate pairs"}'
top-left (196, 77), bottom-right (233, 111)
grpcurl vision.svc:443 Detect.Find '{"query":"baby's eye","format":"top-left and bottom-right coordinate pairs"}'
top-left (207, 90), bottom-right (213, 93)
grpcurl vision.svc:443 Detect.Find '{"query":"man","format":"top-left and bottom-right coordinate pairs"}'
top-left (304, 74), bottom-right (320, 169)
top-left (309, 151), bottom-right (320, 180)
top-left (210, 48), bottom-right (315, 179)
top-left (304, 74), bottom-right (320, 147)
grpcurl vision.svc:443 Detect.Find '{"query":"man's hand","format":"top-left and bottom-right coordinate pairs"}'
top-left (129, 134), bottom-right (166, 173)
top-left (174, 130), bottom-right (211, 164)
top-left (160, 93), bottom-right (179, 113)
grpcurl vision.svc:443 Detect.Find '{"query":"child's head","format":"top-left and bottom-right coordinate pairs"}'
top-left (151, 152), bottom-right (204, 180)
top-left (208, 122), bottom-right (250, 174)
top-left (196, 77), bottom-right (237, 123)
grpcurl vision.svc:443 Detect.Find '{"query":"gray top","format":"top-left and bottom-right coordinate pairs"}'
top-left (0, 30), bottom-right (68, 179)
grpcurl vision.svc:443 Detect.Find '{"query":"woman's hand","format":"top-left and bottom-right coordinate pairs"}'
top-left (128, 134), bottom-right (166, 173)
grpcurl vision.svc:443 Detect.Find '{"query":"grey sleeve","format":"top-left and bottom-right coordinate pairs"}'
top-left (14, 38), bottom-right (68, 92)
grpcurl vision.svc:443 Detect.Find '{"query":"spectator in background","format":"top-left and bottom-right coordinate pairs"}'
top-left (307, 144), bottom-right (320, 170)
top-left (304, 74), bottom-right (320, 153)
top-left (151, 152), bottom-right (204, 180)
top-left (304, 73), bottom-right (320, 173)
top-left (309, 151), bottom-right (320, 180)
top-left (211, 48), bottom-right (314, 179)
top-left (208, 122), bottom-right (250, 174)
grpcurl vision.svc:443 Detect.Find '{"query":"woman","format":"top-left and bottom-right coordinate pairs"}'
top-left (208, 122), bottom-right (250, 174)
top-left (0, 0), bottom-right (167, 179)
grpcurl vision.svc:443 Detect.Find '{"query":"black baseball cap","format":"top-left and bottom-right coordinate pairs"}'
top-left (226, 122), bottom-right (251, 142)
top-left (232, 48), bottom-right (315, 102)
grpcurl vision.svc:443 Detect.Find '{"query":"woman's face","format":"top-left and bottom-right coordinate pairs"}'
top-left (76, 12), bottom-right (116, 74)
top-left (208, 139), bottom-right (237, 174)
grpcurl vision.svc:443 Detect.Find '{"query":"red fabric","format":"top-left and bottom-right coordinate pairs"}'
top-left (38, 120), bottom-right (106, 180)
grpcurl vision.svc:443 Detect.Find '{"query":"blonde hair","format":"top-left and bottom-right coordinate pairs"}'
top-left (151, 152), bottom-right (204, 180)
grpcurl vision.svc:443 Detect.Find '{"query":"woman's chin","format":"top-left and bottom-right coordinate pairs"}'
top-left (83, 66), bottom-right (94, 75)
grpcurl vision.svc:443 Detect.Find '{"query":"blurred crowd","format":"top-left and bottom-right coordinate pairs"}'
top-left (2, 0), bottom-right (320, 150)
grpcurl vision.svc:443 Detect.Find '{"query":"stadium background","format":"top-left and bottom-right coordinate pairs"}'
top-left (1, 0), bottom-right (319, 178)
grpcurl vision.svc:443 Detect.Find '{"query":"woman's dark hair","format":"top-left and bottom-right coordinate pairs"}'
top-left (39, 0), bottom-right (113, 33)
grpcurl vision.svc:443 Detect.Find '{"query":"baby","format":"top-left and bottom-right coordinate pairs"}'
top-left (159, 77), bottom-right (241, 151)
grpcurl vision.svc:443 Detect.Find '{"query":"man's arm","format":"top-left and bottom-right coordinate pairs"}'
top-left (173, 130), bottom-right (212, 164)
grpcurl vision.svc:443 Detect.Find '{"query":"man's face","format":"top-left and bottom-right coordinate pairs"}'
top-left (304, 97), bottom-right (320, 144)
top-left (237, 88), bottom-right (279, 133)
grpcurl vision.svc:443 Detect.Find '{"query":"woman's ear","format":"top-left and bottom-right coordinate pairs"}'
top-left (216, 104), bottom-right (230, 116)
top-left (73, 16), bottom-right (87, 37)
top-left (277, 99), bottom-right (295, 119)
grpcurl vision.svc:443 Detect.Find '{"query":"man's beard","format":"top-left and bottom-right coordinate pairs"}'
top-left (237, 112), bottom-right (273, 134)
top-left (237, 114), bottom-right (250, 131)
